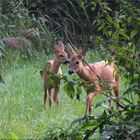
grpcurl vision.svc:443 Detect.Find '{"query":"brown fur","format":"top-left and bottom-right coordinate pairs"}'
top-left (67, 43), bottom-right (120, 115)
top-left (41, 41), bottom-right (68, 108)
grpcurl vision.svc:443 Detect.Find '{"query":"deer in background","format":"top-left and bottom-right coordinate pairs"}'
top-left (41, 41), bottom-right (69, 108)
top-left (66, 43), bottom-right (120, 115)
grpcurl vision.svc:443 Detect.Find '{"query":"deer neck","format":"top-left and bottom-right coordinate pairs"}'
top-left (77, 64), bottom-right (91, 81)
top-left (52, 59), bottom-right (61, 74)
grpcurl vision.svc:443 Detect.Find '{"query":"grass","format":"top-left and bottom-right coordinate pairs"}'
top-left (0, 51), bottom-right (126, 139)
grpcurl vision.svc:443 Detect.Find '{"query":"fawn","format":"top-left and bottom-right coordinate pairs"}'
top-left (66, 43), bottom-right (120, 115)
top-left (41, 41), bottom-right (68, 108)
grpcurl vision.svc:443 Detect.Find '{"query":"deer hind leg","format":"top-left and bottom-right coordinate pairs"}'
top-left (109, 91), bottom-right (113, 110)
top-left (44, 87), bottom-right (48, 108)
top-left (48, 88), bottom-right (53, 108)
top-left (108, 91), bottom-right (114, 114)
top-left (53, 86), bottom-right (59, 108)
top-left (114, 87), bottom-right (120, 110)
top-left (113, 76), bottom-right (120, 110)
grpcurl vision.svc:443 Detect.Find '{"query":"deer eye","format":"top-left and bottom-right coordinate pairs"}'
top-left (59, 55), bottom-right (64, 57)
top-left (76, 61), bottom-right (79, 64)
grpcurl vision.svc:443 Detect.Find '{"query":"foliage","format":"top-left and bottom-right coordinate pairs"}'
top-left (44, 106), bottom-right (140, 140)
top-left (42, 0), bottom-right (140, 139)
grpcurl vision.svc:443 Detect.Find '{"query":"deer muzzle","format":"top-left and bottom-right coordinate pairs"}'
top-left (64, 60), bottom-right (70, 64)
top-left (68, 70), bottom-right (74, 75)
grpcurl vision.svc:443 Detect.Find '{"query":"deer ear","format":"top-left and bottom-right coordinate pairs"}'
top-left (53, 46), bottom-right (59, 55)
top-left (66, 43), bottom-right (76, 58)
top-left (57, 41), bottom-right (64, 51)
top-left (53, 41), bottom-right (64, 54)
top-left (79, 48), bottom-right (86, 57)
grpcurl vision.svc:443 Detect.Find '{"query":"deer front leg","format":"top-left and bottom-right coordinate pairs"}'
top-left (114, 88), bottom-right (120, 110)
top-left (109, 91), bottom-right (113, 110)
top-left (86, 93), bottom-right (93, 114)
top-left (85, 84), bottom-right (100, 116)
top-left (108, 91), bottom-right (113, 114)
top-left (44, 87), bottom-right (48, 108)
top-left (85, 92), bottom-right (98, 115)
top-left (48, 88), bottom-right (52, 108)
top-left (114, 76), bottom-right (120, 110)
top-left (53, 86), bottom-right (59, 108)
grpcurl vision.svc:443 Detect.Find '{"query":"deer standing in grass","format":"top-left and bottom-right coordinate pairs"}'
top-left (67, 43), bottom-right (120, 115)
top-left (41, 41), bottom-right (68, 108)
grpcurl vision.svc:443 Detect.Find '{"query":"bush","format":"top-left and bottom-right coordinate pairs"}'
top-left (0, 0), bottom-right (59, 56)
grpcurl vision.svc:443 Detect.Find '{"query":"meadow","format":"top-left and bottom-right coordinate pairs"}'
top-left (0, 51), bottom-right (126, 139)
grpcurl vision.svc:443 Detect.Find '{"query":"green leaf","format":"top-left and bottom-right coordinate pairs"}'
top-left (114, 20), bottom-right (120, 29)
top-left (48, 79), bottom-right (54, 87)
top-left (92, 20), bottom-right (96, 26)
top-left (103, 30), bottom-right (112, 37)
top-left (48, 74), bottom-right (60, 87)
top-left (53, 75), bottom-right (60, 86)
top-left (108, 31), bottom-right (112, 36)
top-left (10, 132), bottom-right (19, 140)
top-left (0, 75), bottom-right (4, 83)
top-left (63, 81), bottom-right (75, 99)
top-left (130, 30), bottom-right (138, 39)
top-left (106, 16), bottom-right (113, 24)
top-left (81, 120), bottom-right (99, 129)
top-left (118, 29), bottom-right (129, 40)
top-left (62, 75), bottom-right (68, 81)
top-left (83, 82), bottom-right (96, 93)
top-left (91, 2), bottom-right (96, 11)
top-left (128, 17), bottom-right (132, 23)
top-left (118, 29), bottom-right (125, 35)
top-left (76, 86), bottom-right (82, 100)
top-left (112, 32), bottom-right (119, 40)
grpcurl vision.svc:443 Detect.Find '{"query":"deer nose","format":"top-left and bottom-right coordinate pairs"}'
top-left (68, 70), bottom-right (74, 75)
top-left (64, 60), bottom-right (70, 64)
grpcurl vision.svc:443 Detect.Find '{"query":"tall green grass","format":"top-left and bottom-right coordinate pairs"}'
top-left (0, 51), bottom-right (126, 139)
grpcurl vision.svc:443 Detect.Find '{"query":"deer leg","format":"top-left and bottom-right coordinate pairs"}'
top-left (53, 86), bottom-right (59, 108)
top-left (108, 91), bottom-right (113, 114)
top-left (113, 87), bottom-right (120, 110)
top-left (48, 88), bottom-right (52, 108)
top-left (114, 87), bottom-right (120, 110)
top-left (44, 87), bottom-right (48, 108)
top-left (85, 92), bottom-right (98, 115)
top-left (88, 96), bottom-right (93, 114)
top-left (114, 76), bottom-right (120, 110)
top-left (109, 91), bottom-right (113, 110)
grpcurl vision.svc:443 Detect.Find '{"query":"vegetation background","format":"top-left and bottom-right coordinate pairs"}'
top-left (0, 0), bottom-right (140, 139)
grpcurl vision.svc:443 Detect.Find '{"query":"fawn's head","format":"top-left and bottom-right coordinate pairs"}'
top-left (66, 43), bottom-right (86, 74)
top-left (53, 41), bottom-right (69, 64)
